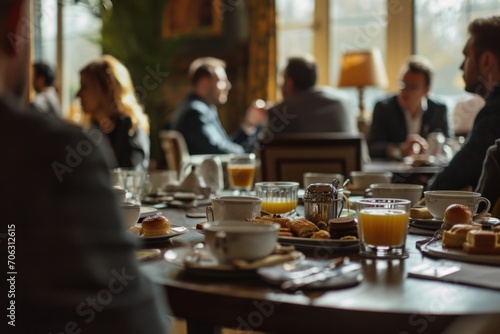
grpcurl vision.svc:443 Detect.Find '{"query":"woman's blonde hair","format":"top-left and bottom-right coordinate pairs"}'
top-left (80, 55), bottom-right (150, 134)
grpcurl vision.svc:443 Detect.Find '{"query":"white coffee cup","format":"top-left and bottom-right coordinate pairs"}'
top-left (120, 202), bottom-right (141, 229)
top-left (303, 172), bottom-right (344, 188)
top-left (350, 171), bottom-right (392, 189)
top-left (369, 183), bottom-right (423, 207)
top-left (206, 196), bottom-right (262, 221)
top-left (424, 190), bottom-right (491, 220)
top-left (204, 221), bottom-right (279, 263)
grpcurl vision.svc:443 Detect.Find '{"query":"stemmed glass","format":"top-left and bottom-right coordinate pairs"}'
top-left (226, 153), bottom-right (256, 195)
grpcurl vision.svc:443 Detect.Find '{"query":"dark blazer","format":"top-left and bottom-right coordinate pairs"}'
top-left (368, 95), bottom-right (450, 159)
top-left (429, 87), bottom-right (500, 190)
top-left (0, 96), bottom-right (168, 333)
top-left (171, 93), bottom-right (256, 154)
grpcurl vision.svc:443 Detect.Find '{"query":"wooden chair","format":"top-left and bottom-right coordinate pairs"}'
top-left (259, 132), bottom-right (363, 187)
top-left (158, 130), bottom-right (190, 177)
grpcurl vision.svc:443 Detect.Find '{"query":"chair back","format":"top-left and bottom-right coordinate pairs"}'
top-left (158, 130), bottom-right (190, 176)
top-left (260, 133), bottom-right (362, 187)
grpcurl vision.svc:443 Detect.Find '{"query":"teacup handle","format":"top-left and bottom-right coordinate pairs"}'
top-left (206, 206), bottom-right (215, 221)
top-left (364, 188), bottom-right (373, 198)
top-left (474, 197), bottom-right (491, 218)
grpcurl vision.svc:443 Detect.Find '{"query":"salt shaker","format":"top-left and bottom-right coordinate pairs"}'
top-left (303, 179), bottom-right (344, 224)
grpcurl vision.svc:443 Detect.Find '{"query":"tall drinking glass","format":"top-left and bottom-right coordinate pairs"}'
top-left (227, 153), bottom-right (256, 195)
top-left (356, 198), bottom-right (411, 259)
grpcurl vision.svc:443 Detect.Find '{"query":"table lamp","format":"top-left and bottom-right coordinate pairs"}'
top-left (338, 48), bottom-right (388, 135)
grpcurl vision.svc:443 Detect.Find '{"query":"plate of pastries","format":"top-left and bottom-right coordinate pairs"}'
top-left (421, 204), bottom-right (500, 265)
top-left (249, 215), bottom-right (359, 251)
top-left (128, 214), bottom-right (188, 242)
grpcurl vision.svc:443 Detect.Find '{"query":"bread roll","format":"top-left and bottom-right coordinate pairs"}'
top-left (442, 204), bottom-right (472, 230)
top-left (141, 214), bottom-right (170, 236)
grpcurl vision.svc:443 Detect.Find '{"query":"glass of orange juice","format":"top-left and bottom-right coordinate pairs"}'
top-left (255, 182), bottom-right (299, 216)
top-left (227, 154), bottom-right (256, 194)
top-left (356, 198), bottom-right (411, 259)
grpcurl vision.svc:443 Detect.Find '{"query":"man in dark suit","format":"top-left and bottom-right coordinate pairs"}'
top-left (368, 56), bottom-right (450, 160)
top-left (171, 57), bottom-right (266, 154)
top-left (0, 1), bottom-right (169, 333)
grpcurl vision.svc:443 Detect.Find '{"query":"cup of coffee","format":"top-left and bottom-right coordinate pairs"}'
top-left (120, 202), bottom-right (141, 229)
top-left (369, 183), bottom-right (423, 207)
top-left (423, 191), bottom-right (491, 220)
top-left (206, 196), bottom-right (262, 221)
top-left (203, 221), bottom-right (279, 263)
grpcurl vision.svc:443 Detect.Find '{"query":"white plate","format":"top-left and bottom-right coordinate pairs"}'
top-left (164, 246), bottom-right (305, 278)
top-left (422, 240), bottom-right (500, 266)
top-left (137, 224), bottom-right (188, 241)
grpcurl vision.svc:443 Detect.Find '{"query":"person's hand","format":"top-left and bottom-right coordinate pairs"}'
top-left (242, 99), bottom-right (268, 133)
top-left (400, 134), bottom-right (429, 156)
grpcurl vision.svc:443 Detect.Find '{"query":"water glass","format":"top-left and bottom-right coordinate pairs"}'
top-left (117, 168), bottom-right (147, 204)
top-left (356, 198), bottom-right (411, 259)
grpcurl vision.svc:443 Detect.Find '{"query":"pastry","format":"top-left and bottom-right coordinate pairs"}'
top-left (251, 215), bottom-right (292, 228)
top-left (311, 230), bottom-right (330, 239)
top-left (463, 230), bottom-right (500, 255)
top-left (328, 217), bottom-right (358, 239)
top-left (441, 224), bottom-right (481, 248)
top-left (286, 218), bottom-right (319, 238)
top-left (441, 204), bottom-right (472, 230)
top-left (141, 214), bottom-right (170, 236)
top-left (410, 207), bottom-right (433, 219)
top-left (128, 226), bottom-right (143, 236)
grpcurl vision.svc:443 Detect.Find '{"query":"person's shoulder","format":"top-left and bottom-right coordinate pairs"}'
top-left (427, 96), bottom-right (448, 110)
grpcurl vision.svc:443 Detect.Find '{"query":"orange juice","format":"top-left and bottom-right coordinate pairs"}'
top-left (358, 209), bottom-right (409, 246)
top-left (261, 200), bottom-right (297, 214)
top-left (227, 165), bottom-right (255, 189)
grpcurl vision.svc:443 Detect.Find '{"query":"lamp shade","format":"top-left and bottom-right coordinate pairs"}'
top-left (338, 48), bottom-right (388, 88)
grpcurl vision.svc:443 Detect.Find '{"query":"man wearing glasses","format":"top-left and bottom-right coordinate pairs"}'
top-left (367, 56), bottom-right (450, 160)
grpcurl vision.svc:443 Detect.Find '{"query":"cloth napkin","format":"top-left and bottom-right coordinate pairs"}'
top-left (232, 249), bottom-right (303, 270)
top-left (408, 262), bottom-right (500, 290)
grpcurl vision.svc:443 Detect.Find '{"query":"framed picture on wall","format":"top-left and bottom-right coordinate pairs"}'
top-left (162, 0), bottom-right (222, 38)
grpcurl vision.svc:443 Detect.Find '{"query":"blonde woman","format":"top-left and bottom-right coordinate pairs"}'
top-left (77, 55), bottom-right (150, 170)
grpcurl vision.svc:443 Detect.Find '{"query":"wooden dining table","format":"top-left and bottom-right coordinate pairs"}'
top-left (139, 203), bottom-right (500, 334)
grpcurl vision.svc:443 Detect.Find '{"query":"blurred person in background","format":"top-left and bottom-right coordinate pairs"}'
top-left (32, 61), bottom-right (62, 118)
top-left (77, 55), bottom-right (150, 170)
top-left (428, 16), bottom-right (500, 190)
top-left (368, 56), bottom-right (450, 160)
top-left (171, 56), bottom-right (266, 154)
top-left (267, 55), bottom-right (357, 134)
top-left (0, 1), bottom-right (169, 332)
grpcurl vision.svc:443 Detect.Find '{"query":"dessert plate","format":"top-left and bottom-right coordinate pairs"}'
top-left (164, 246), bottom-right (304, 278)
top-left (137, 225), bottom-right (188, 242)
top-left (420, 239), bottom-right (500, 266)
